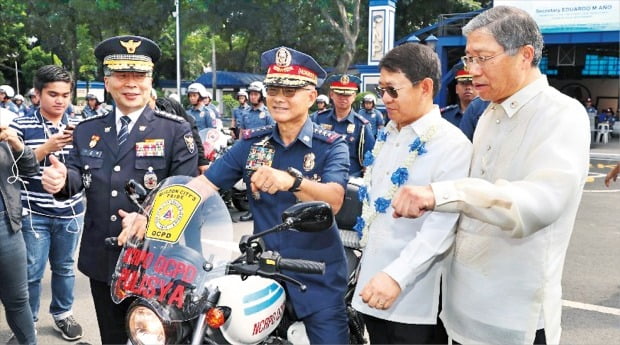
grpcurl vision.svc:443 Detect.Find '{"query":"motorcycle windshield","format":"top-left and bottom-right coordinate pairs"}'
top-left (110, 176), bottom-right (237, 322)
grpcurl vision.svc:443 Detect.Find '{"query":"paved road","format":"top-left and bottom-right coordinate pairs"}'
top-left (1, 158), bottom-right (619, 344)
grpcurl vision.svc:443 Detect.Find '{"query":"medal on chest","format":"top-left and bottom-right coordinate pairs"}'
top-left (82, 165), bottom-right (91, 189)
top-left (144, 167), bottom-right (158, 190)
top-left (245, 138), bottom-right (275, 199)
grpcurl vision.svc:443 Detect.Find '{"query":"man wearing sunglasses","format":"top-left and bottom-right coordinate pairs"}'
top-left (352, 43), bottom-right (472, 344)
top-left (389, 6), bottom-right (590, 345)
top-left (312, 74), bottom-right (375, 178)
top-left (166, 46), bottom-right (351, 344)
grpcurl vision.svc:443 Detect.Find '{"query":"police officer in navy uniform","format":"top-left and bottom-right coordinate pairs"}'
top-left (125, 46), bottom-right (349, 344)
top-left (358, 93), bottom-right (385, 137)
top-left (309, 94), bottom-right (330, 118)
top-left (186, 82), bottom-right (216, 132)
top-left (440, 69), bottom-right (477, 128)
top-left (41, 35), bottom-right (198, 345)
top-left (311, 74), bottom-right (375, 178)
top-left (238, 81), bottom-right (275, 130)
top-left (230, 90), bottom-right (250, 138)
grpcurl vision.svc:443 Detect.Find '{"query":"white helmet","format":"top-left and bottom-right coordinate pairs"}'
top-left (248, 81), bottom-right (264, 93)
top-left (363, 94), bottom-right (376, 104)
top-left (0, 85), bottom-right (15, 98)
top-left (168, 93), bottom-right (180, 103)
top-left (316, 94), bottom-right (329, 105)
top-left (13, 94), bottom-right (25, 102)
top-left (187, 82), bottom-right (209, 98)
top-left (26, 88), bottom-right (36, 97)
top-left (236, 90), bottom-right (248, 98)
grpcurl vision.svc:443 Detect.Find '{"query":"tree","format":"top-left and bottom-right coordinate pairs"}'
top-left (317, 0), bottom-right (362, 73)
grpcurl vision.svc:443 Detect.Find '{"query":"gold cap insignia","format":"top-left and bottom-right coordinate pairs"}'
top-left (340, 75), bottom-right (350, 84)
top-left (120, 39), bottom-right (142, 54)
top-left (275, 47), bottom-right (292, 67)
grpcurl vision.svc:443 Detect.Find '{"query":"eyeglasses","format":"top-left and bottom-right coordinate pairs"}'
top-left (460, 51), bottom-right (507, 69)
top-left (375, 80), bottom-right (422, 99)
top-left (266, 86), bottom-right (313, 98)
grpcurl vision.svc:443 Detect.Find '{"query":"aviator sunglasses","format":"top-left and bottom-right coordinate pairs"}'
top-left (375, 79), bottom-right (422, 99)
top-left (266, 86), bottom-right (313, 98)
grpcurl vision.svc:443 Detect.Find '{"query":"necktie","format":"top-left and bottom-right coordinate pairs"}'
top-left (118, 116), bottom-right (131, 147)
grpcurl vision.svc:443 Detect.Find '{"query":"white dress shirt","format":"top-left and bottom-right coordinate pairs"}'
top-left (352, 106), bottom-right (472, 324)
top-left (115, 105), bottom-right (146, 135)
top-left (432, 76), bottom-right (590, 344)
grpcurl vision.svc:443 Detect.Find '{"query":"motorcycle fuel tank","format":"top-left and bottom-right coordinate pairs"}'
top-left (211, 275), bottom-right (286, 345)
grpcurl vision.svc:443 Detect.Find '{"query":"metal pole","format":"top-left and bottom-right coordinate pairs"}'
top-left (211, 38), bottom-right (216, 101)
top-left (175, 0), bottom-right (181, 96)
top-left (15, 60), bottom-right (19, 94)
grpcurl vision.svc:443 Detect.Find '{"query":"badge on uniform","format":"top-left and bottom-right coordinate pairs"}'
top-left (259, 111), bottom-right (265, 119)
top-left (82, 165), bottom-right (91, 189)
top-left (347, 123), bottom-right (356, 133)
top-left (303, 152), bottom-right (315, 171)
top-left (144, 167), bottom-right (158, 189)
top-left (184, 133), bottom-right (195, 154)
top-left (321, 124), bottom-right (333, 131)
top-left (89, 135), bottom-right (100, 148)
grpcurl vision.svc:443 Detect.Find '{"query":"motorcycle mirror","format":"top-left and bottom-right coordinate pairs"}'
top-left (281, 201), bottom-right (334, 233)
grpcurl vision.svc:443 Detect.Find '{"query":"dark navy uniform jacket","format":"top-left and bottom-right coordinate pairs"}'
top-left (60, 106), bottom-right (198, 283)
top-left (459, 97), bottom-right (491, 142)
top-left (312, 109), bottom-right (375, 178)
top-left (440, 104), bottom-right (463, 128)
top-left (358, 108), bottom-right (385, 137)
top-left (206, 118), bottom-right (349, 318)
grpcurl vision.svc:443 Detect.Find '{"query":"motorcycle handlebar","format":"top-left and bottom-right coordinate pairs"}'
top-left (278, 258), bottom-right (325, 275)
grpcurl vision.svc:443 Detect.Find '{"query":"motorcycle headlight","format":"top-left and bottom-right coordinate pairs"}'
top-left (127, 305), bottom-right (166, 345)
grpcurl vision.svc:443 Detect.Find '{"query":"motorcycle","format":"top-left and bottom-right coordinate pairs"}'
top-left (108, 176), bottom-right (348, 345)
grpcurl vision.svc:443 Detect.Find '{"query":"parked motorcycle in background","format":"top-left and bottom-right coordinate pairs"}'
top-left (199, 128), bottom-right (249, 212)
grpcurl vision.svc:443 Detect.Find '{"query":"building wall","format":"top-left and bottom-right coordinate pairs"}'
top-left (549, 78), bottom-right (620, 112)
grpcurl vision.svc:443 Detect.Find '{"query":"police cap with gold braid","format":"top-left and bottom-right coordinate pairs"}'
top-left (94, 35), bottom-right (161, 73)
top-left (261, 46), bottom-right (326, 88)
top-left (326, 74), bottom-right (361, 95)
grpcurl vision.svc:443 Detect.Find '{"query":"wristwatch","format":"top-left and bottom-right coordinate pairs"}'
top-left (287, 167), bottom-right (303, 192)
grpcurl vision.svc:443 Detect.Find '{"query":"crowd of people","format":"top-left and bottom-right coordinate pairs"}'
top-left (0, 4), bottom-right (615, 345)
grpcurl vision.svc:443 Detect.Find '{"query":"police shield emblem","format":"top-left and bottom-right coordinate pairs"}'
top-left (346, 123), bottom-right (356, 133)
top-left (303, 153), bottom-right (315, 171)
top-left (275, 47), bottom-right (292, 67)
top-left (340, 75), bottom-right (350, 85)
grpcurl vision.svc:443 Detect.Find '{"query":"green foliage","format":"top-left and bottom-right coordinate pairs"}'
top-left (2, 0), bottom-right (490, 95)
top-left (220, 94), bottom-right (240, 119)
